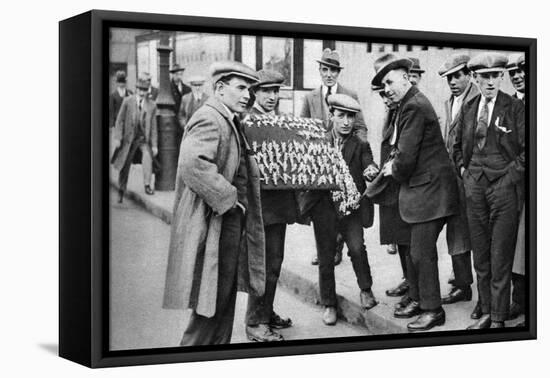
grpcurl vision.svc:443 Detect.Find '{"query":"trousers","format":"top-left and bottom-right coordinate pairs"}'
top-left (118, 138), bottom-right (153, 191)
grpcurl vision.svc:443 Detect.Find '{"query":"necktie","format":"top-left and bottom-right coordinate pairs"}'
top-left (475, 99), bottom-right (489, 150)
top-left (138, 99), bottom-right (143, 112)
top-left (325, 86), bottom-right (332, 107)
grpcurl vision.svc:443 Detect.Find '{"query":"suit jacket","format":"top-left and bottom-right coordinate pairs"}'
top-left (452, 90), bottom-right (525, 188)
top-left (170, 79), bottom-right (192, 117)
top-left (392, 85), bottom-right (458, 224)
top-left (108, 88), bottom-right (133, 128)
top-left (442, 82), bottom-right (479, 154)
top-left (163, 97), bottom-right (266, 317)
top-left (111, 95), bottom-right (158, 170)
top-left (300, 84), bottom-right (366, 130)
top-left (178, 92), bottom-right (209, 130)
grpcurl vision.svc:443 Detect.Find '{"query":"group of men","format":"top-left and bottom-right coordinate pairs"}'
top-left (110, 45), bottom-right (526, 345)
top-left (109, 66), bottom-right (208, 203)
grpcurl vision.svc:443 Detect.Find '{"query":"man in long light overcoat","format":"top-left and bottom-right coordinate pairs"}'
top-left (163, 61), bottom-right (266, 346)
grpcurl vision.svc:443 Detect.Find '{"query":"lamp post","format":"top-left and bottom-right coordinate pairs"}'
top-left (154, 35), bottom-right (178, 191)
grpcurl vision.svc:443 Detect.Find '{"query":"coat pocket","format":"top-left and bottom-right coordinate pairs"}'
top-left (409, 172), bottom-right (431, 188)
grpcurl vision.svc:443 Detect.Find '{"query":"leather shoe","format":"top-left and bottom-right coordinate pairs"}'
top-left (245, 324), bottom-right (284, 342)
top-left (323, 306), bottom-right (337, 325)
top-left (334, 250), bottom-right (342, 266)
top-left (386, 280), bottom-right (409, 297)
top-left (117, 189), bottom-right (124, 203)
top-left (467, 314), bottom-right (491, 330)
top-left (395, 295), bottom-right (412, 310)
top-left (311, 255), bottom-right (319, 265)
top-left (145, 185), bottom-right (154, 195)
top-left (490, 321), bottom-right (504, 329)
top-left (269, 312), bottom-right (292, 329)
top-left (508, 302), bottom-right (524, 320)
top-left (441, 286), bottom-right (472, 305)
top-left (394, 300), bottom-right (421, 319)
top-left (360, 289), bottom-right (378, 310)
top-left (407, 308), bottom-right (445, 332)
top-left (470, 301), bottom-right (483, 319)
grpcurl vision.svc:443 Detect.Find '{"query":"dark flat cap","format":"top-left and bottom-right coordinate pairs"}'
top-left (506, 53), bottom-right (525, 71)
top-left (210, 60), bottom-right (259, 84)
top-left (468, 52), bottom-right (508, 74)
top-left (169, 63), bottom-right (185, 73)
top-left (409, 57), bottom-right (425, 74)
top-left (115, 70), bottom-right (127, 83)
top-left (327, 93), bottom-right (361, 113)
top-left (317, 48), bottom-right (343, 70)
top-left (438, 53), bottom-right (471, 77)
top-left (372, 54), bottom-right (414, 87)
top-left (254, 69), bottom-right (285, 88)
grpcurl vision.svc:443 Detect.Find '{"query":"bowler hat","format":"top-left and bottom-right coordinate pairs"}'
top-left (506, 53), bottom-right (525, 71)
top-left (210, 60), bottom-right (259, 84)
top-left (327, 93), bottom-right (361, 113)
top-left (115, 70), bottom-right (127, 83)
top-left (169, 63), bottom-right (185, 73)
top-left (409, 57), bottom-right (425, 74)
top-left (254, 69), bottom-right (285, 88)
top-left (316, 48), bottom-right (344, 70)
top-left (371, 54), bottom-right (414, 87)
top-left (136, 78), bottom-right (150, 90)
top-left (468, 52), bottom-right (508, 74)
top-left (438, 53), bottom-right (471, 77)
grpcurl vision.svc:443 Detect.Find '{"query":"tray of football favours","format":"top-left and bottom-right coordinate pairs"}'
top-left (242, 113), bottom-right (361, 216)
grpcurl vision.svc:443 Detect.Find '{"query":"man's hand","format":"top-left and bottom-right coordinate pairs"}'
top-left (381, 160), bottom-right (394, 177)
top-left (363, 164), bottom-right (380, 182)
top-left (113, 139), bottom-right (121, 149)
top-left (152, 147), bottom-right (158, 156)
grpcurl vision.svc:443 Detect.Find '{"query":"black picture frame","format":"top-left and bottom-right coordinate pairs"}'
top-left (59, 9), bottom-right (537, 368)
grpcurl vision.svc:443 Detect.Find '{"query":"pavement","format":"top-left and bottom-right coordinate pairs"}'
top-left (110, 164), bottom-right (525, 337)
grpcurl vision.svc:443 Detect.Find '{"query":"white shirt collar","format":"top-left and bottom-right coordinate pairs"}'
top-left (322, 83), bottom-right (338, 97)
top-left (117, 87), bottom-right (126, 97)
top-left (516, 91), bottom-right (525, 100)
top-left (477, 92), bottom-right (498, 122)
top-left (220, 102), bottom-right (236, 120)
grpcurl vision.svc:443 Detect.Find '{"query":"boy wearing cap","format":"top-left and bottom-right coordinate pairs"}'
top-left (453, 52), bottom-right (525, 329)
top-left (178, 75), bottom-right (209, 128)
top-left (109, 70), bottom-right (133, 128)
top-left (374, 53), bottom-right (458, 332)
top-left (438, 54), bottom-right (477, 315)
top-left (244, 69), bottom-right (299, 341)
top-left (112, 78), bottom-right (158, 201)
top-left (163, 61), bottom-right (266, 346)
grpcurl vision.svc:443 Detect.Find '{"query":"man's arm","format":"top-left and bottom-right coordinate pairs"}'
top-left (179, 114), bottom-right (237, 215)
top-left (452, 107), bottom-right (466, 176)
top-left (150, 104), bottom-right (158, 155)
top-left (113, 98), bottom-right (127, 145)
top-left (391, 104), bottom-right (425, 182)
top-left (506, 100), bottom-right (525, 183)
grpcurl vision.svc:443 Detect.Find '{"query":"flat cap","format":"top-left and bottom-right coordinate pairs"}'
top-left (372, 53), bottom-right (414, 87)
top-left (327, 93), bottom-right (361, 113)
top-left (317, 48), bottom-right (343, 69)
top-left (438, 53), bottom-right (471, 77)
top-left (210, 60), bottom-right (259, 84)
top-left (506, 53), bottom-right (525, 71)
top-left (409, 57), bottom-right (425, 74)
top-left (169, 63), bottom-right (185, 73)
top-left (187, 75), bottom-right (206, 85)
top-left (254, 69), bottom-right (285, 88)
top-left (115, 70), bottom-right (127, 83)
top-left (468, 52), bottom-right (508, 74)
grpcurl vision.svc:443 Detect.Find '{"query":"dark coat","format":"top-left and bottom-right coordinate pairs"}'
top-left (300, 84), bottom-right (366, 130)
top-left (111, 95), bottom-right (157, 171)
top-left (170, 79), bottom-right (192, 116)
top-left (108, 88), bottom-right (133, 128)
top-left (178, 92), bottom-right (209, 130)
top-left (392, 85), bottom-right (458, 224)
top-left (163, 97), bottom-right (266, 317)
top-left (379, 109), bottom-right (411, 245)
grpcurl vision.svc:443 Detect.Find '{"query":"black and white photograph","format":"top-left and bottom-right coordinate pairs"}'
top-left (106, 24), bottom-right (530, 352)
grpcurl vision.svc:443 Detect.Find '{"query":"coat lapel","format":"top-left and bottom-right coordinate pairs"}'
top-left (205, 97), bottom-right (242, 157)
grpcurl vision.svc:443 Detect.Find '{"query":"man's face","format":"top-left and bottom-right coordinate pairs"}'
top-left (508, 68), bottom-right (526, 93)
top-left (446, 69), bottom-right (471, 97)
top-left (319, 64), bottom-right (340, 87)
top-left (382, 69), bottom-right (411, 103)
top-left (379, 91), bottom-right (397, 110)
top-left (173, 71), bottom-right (184, 84)
top-left (255, 87), bottom-right (279, 112)
top-left (191, 83), bottom-right (204, 97)
top-left (330, 109), bottom-right (356, 136)
top-left (474, 71), bottom-right (503, 99)
top-left (408, 72), bottom-right (421, 86)
top-left (217, 76), bottom-right (252, 113)
top-left (137, 87), bottom-right (147, 99)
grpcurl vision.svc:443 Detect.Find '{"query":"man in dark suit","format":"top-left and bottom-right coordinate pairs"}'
top-left (140, 72), bottom-right (159, 102)
top-left (506, 53), bottom-right (526, 324)
top-left (374, 53), bottom-right (458, 331)
top-left (170, 63), bottom-right (192, 122)
top-left (244, 69), bottom-right (300, 342)
top-left (163, 61), bottom-right (266, 346)
top-left (301, 48), bottom-right (365, 266)
top-left (108, 70), bottom-right (132, 128)
top-left (111, 78), bottom-right (158, 202)
top-left (453, 52), bottom-right (525, 329)
top-left (299, 93), bottom-right (378, 325)
top-left (438, 54), bottom-right (477, 314)
top-left (178, 75), bottom-right (209, 129)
